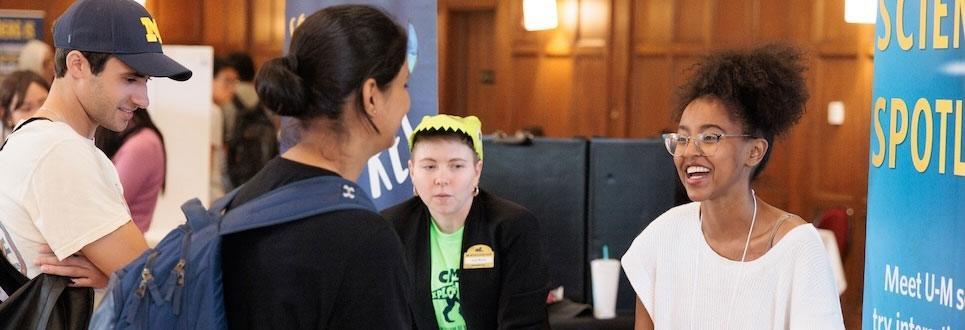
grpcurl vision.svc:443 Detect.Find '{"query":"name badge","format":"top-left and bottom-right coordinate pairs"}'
top-left (463, 244), bottom-right (495, 269)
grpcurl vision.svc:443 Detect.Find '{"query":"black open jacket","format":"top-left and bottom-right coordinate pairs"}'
top-left (382, 190), bottom-right (550, 330)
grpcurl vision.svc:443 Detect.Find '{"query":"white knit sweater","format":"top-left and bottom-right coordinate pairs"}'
top-left (621, 202), bottom-right (844, 329)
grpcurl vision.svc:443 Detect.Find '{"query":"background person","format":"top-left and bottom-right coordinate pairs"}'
top-left (17, 39), bottom-right (55, 83)
top-left (94, 109), bottom-right (166, 233)
top-left (383, 114), bottom-right (550, 330)
top-left (0, 70), bottom-right (49, 140)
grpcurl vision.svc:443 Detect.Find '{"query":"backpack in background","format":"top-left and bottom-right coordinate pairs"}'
top-left (89, 176), bottom-right (375, 329)
top-left (225, 104), bottom-right (277, 188)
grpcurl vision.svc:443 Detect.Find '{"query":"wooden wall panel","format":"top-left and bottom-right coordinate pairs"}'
top-left (445, 0), bottom-right (495, 9)
top-left (759, 0), bottom-right (803, 41)
top-left (153, 0), bottom-right (204, 45)
top-left (466, 11), bottom-right (497, 126)
top-left (633, 0), bottom-right (673, 45)
top-left (443, 10), bottom-right (470, 117)
top-left (490, 0), bottom-right (514, 134)
top-left (607, 0), bottom-right (631, 137)
top-left (437, 2), bottom-right (449, 118)
top-left (510, 56), bottom-right (574, 136)
top-left (627, 56), bottom-right (672, 138)
top-left (440, 0), bottom-right (517, 135)
top-left (813, 0), bottom-right (862, 53)
top-left (810, 58), bottom-right (868, 197)
top-left (673, 0), bottom-right (710, 44)
top-left (203, 0), bottom-right (249, 55)
top-left (491, 0), bottom-right (581, 136)
top-left (753, 152), bottom-right (791, 208)
top-left (575, 0), bottom-right (609, 47)
top-left (570, 0), bottom-right (611, 137)
top-left (507, 0), bottom-right (540, 55)
top-left (505, 55), bottom-right (538, 131)
top-left (251, 0), bottom-right (279, 49)
top-left (249, 0), bottom-right (286, 69)
top-left (571, 55), bottom-right (608, 136)
top-left (201, 0), bottom-right (227, 52)
top-left (712, 0), bottom-right (753, 47)
top-left (547, 1), bottom-right (578, 56)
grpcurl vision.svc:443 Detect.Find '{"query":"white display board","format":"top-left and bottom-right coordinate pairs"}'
top-left (143, 45), bottom-right (213, 246)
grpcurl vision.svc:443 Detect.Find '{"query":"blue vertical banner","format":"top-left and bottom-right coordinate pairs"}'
top-left (0, 10), bottom-right (44, 76)
top-left (282, 0), bottom-right (438, 209)
top-left (864, 0), bottom-right (965, 328)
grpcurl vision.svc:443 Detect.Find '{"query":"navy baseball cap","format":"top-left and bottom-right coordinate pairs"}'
top-left (53, 0), bottom-right (192, 81)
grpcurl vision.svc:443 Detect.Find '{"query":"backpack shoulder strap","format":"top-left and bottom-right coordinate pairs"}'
top-left (218, 176), bottom-right (376, 236)
top-left (0, 117), bottom-right (51, 152)
top-left (179, 185), bottom-right (245, 231)
top-left (0, 251), bottom-right (27, 300)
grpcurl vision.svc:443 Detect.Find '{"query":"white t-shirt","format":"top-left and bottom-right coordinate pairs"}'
top-left (621, 202), bottom-right (844, 330)
top-left (0, 120), bottom-right (130, 279)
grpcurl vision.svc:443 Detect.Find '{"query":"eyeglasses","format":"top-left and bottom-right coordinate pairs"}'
top-left (661, 132), bottom-right (753, 157)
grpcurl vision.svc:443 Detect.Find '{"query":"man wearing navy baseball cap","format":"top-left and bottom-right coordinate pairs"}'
top-left (53, 0), bottom-right (192, 83)
top-left (0, 0), bottom-right (190, 299)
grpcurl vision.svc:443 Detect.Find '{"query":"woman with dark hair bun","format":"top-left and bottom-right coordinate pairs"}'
top-left (219, 4), bottom-right (412, 329)
top-left (622, 44), bottom-right (844, 329)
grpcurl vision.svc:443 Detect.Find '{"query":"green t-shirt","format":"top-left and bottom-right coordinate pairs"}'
top-left (429, 218), bottom-right (467, 330)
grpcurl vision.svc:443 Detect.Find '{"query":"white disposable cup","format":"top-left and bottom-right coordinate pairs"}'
top-left (590, 259), bottom-right (621, 319)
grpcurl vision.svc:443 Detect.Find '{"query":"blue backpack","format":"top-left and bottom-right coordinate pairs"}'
top-left (89, 176), bottom-right (376, 329)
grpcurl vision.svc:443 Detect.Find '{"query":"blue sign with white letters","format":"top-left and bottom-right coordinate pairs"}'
top-left (864, 0), bottom-right (965, 328)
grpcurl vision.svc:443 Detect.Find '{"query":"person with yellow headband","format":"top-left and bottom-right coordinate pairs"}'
top-left (383, 114), bottom-right (550, 329)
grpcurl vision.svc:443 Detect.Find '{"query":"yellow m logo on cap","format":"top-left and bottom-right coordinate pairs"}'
top-left (140, 17), bottom-right (162, 43)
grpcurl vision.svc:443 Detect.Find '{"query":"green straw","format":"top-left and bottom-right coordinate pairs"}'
top-left (602, 245), bottom-right (609, 259)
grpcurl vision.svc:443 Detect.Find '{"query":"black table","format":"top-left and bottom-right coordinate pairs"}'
top-left (550, 311), bottom-right (634, 330)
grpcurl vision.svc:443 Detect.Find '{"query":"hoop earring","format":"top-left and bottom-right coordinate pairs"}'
top-left (473, 186), bottom-right (479, 196)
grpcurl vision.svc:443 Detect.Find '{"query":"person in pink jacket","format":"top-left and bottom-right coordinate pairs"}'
top-left (95, 109), bottom-right (166, 232)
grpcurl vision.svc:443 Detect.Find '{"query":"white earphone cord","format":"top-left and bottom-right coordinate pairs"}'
top-left (740, 190), bottom-right (758, 263)
top-left (725, 190), bottom-right (757, 329)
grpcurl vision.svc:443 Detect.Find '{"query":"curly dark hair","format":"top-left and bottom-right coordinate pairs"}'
top-left (674, 43), bottom-right (809, 179)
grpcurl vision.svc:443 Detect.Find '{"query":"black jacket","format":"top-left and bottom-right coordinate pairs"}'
top-left (382, 190), bottom-right (550, 330)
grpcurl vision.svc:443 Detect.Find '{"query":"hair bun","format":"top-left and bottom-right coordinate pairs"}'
top-left (256, 57), bottom-right (309, 118)
top-left (283, 55), bottom-right (298, 72)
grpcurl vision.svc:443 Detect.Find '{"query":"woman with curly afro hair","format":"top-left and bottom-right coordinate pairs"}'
top-left (621, 44), bottom-right (844, 329)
